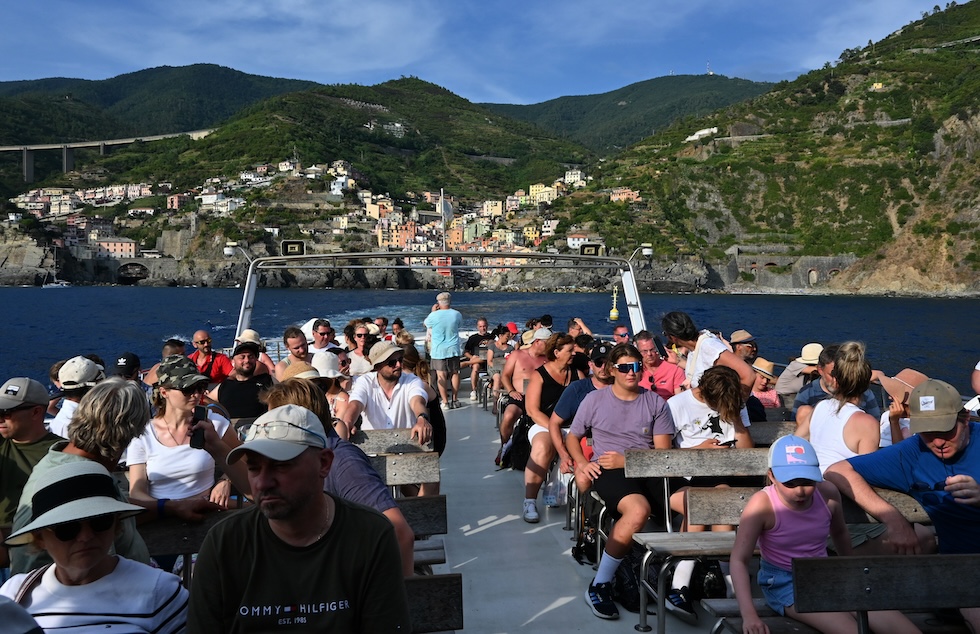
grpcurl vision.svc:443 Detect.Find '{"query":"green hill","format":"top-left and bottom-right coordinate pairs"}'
top-left (566, 1), bottom-right (980, 291)
top-left (4, 77), bottom-right (591, 200)
top-left (0, 64), bottom-right (318, 138)
top-left (481, 75), bottom-right (773, 153)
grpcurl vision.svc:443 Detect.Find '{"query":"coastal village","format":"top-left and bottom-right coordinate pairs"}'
top-left (5, 158), bottom-right (644, 266)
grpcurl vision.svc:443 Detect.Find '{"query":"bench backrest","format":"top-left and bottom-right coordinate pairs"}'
top-left (405, 573), bottom-right (464, 633)
top-left (369, 452), bottom-right (441, 485)
top-left (624, 447), bottom-right (770, 478)
top-left (350, 428), bottom-right (432, 454)
top-left (747, 420), bottom-right (796, 446)
top-left (686, 487), bottom-right (930, 527)
top-left (793, 554), bottom-right (980, 613)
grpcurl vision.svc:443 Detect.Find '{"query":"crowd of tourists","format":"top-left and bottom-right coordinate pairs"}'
top-left (0, 292), bottom-right (978, 633)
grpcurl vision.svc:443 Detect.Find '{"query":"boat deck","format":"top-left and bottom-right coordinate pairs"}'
top-left (433, 392), bottom-right (711, 634)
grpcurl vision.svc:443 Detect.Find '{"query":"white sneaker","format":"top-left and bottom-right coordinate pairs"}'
top-left (469, 390), bottom-right (478, 401)
top-left (523, 499), bottom-right (540, 523)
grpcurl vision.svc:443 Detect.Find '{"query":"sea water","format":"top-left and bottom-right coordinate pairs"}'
top-left (1, 286), bottom-right (977, 395)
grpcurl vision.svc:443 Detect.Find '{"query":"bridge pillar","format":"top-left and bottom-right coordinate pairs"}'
top-left (62, 146), bottom-right (75, 173)
top-left (99, 142), bottom-right (107, 156)
top-left (22, 148), bottom-right (34, 183)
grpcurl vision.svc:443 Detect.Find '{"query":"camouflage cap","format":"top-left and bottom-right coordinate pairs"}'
top-left (155, 355), bottom-right (209, 389)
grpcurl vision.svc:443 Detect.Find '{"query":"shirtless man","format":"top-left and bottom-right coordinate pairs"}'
top-left (274, 326), bottom-right (313, 381)
top-left (497, 328), bottom-right (550, 466)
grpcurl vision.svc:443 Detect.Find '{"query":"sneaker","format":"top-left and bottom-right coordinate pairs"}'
top-left (452, 399), bottom-right (462, 409)
top-left (469, 390), bottom-right (478, 401)
top-left (585, 580), bottom-right (619, 620)
top-left (523, 500), bottom-right (540, 523)
top-left (665, 587), bottom-right (697, 623)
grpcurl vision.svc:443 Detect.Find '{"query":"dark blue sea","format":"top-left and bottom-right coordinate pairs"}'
top-left (1, 286), bottom-right (977, 396)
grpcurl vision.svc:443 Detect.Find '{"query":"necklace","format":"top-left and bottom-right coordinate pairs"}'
top-left (160, 419), bottom-right (186, 446)
top-left (308, 500), bottom-right (334, 545)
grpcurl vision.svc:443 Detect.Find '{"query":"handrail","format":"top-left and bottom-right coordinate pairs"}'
top-left (235, 249), bottom-right (647, 337)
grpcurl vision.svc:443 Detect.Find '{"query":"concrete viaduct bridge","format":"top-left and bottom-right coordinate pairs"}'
top-left (0, 129), bottom-right (214, 182)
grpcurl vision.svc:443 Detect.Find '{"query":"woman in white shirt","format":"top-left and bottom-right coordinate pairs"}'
top-left (128, 356), bottom-right (250, 512)
top-left (2, 461), bottom-right (187, 633)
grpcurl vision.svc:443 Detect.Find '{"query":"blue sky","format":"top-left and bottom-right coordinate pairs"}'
top-left (0, 0), bottom-right (953, 104)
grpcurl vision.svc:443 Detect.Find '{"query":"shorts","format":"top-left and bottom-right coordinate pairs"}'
top-left (529, 423), bottom-right (565, 444)
top-left (826, 522), bottom-right (888, 552)
top-left (758, 559), bottom-right (794, 616)
top-left (590, 468), bottom-right (679, 525)
top-left (431, 356), bottom-right (460, 373)
top-left (502, 395), bottom-right (526, 414)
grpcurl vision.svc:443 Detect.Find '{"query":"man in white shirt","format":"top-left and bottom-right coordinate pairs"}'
top-left (342, 342), bottom-right (432, 444)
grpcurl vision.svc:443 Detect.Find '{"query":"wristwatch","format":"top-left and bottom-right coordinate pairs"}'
top-left (417, 412), bottom-right (430, 422)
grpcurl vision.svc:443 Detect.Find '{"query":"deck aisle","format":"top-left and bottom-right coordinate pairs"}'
top-left (435, 399), bottom-right (710, 634)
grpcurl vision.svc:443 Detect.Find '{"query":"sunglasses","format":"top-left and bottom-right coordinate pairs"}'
top-left (178, 384), bottom-right (208, 396)
top-left (194, 338), bottom-right (212, 345)
top-left (383, 356), bottom-right (403, 368)
top-left (315, 330), bottom-right (332, 337)
top-left (354, 333), bottom-right (368, 338)
top-left (48, 514), bottom-right (115, 541)
top-left (0, 404), bottom-right (36, 417)
top-left (242, 421), bottom-right (327, 447)
top-left (338, 358), bottom-right (351, 366)
top-left (613, 333), bottom-right (630, 338)
top-left (614, 361), bottom-right (642, 374)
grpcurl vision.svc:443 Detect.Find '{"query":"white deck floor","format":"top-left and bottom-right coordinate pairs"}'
top-left (433, 395), bottom-right (712, 634)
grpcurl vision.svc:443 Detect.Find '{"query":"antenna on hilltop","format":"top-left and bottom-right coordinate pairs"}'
top-left (707, 61), bottom-right (714, 76)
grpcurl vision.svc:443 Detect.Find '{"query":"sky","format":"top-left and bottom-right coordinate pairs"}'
top-left (0, 0), bottom-right (956, 105)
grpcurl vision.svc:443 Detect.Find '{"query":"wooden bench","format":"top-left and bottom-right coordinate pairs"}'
top-left (697, 488), bottom-right (931, 634)
top-left (624, 447), bottom-right (771, 633)
top-left (716, 555), bottom-right (980, 634)
top-left (747, 420), bottom-right (796, 446)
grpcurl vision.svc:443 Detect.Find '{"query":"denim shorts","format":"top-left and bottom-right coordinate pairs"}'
top-left (757, 559), bottom-right (794, 615)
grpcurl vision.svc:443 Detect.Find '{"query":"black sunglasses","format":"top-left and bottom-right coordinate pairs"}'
top-left (383, 356), bottom-right (403, 368)
top-left (48, 514), bottom-right (115, 541)
top-left (613, 361), bottom-right (642, 374)
top-left (179, 384), bottom-right (208, 396)
top-left (194, 338), bottom-right (212, 345)
top-left (613, 332), bottom-right (630, 338)
top-left (315, 330), bottom-right (331, 337)
top-left (354, 333), bottom-right (367, 338)
top-left (0, 404), bottom-right (37, 417)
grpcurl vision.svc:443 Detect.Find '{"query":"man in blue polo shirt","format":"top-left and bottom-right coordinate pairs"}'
top-left (825, 378), bottom-right (980, 630)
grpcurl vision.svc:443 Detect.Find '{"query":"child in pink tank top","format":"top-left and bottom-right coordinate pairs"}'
top-left (729, 436), bottom-right (919, 634)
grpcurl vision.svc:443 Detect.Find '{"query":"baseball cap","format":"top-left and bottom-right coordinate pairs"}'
top-left (506, 322), bottom-right (519, 335)
top-left (908, 379), bottom-right (964, 434)
top-left (155, 355), bottom-right (209, 389)
top-left (768, 435), bottom-right (822, 483)
top-left (369, 341), bottom-right (403, 367)
top-left (5, 461), bottom-right (144, 546)
top-left (796, 343), bottom-right (823, 365)
top-left (113, 352), bottom-right (141, 377)
top-left (590, 342), bottom-right (612, 364)
top-left (59, 356), bottom-right (106, 390)
top-left (227, 404), bottom-right (328, 464)
top-left (232, 342), bottom-right (261, 357)
top-left (729, 330), bottom-right (755, 344)
top-left (282, 361), bottom-right (319, 381)
top-left (532, 328), bottom-right (553, 342)
top-left (0, 377), bottom-right (50, 410)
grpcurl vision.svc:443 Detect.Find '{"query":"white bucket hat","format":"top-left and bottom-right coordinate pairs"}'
top-left (311, 352), bottom-right (347, 379)
top-left (5, 461), bottom-right (143, 546)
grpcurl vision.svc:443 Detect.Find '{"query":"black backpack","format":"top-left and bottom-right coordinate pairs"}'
top-left (506, 416), bottom-right (533, 471)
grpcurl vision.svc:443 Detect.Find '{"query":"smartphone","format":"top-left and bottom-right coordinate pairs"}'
top-left (653, 335), bottom-right (668, 359)
top-left (719, 439), bottom-right (737, 447)
top-left (190, 405), bottom-right (207, 449)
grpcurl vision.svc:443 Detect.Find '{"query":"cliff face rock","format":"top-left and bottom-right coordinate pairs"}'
top-left (0, 238), bottom-right (51, 285)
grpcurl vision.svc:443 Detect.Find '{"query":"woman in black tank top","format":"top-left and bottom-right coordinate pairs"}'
top-left (522, 332), bottom-right (583, 521)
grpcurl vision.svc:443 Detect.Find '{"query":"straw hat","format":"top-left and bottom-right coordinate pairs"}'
top-left (236, 329), bottom-right (266, 352)
top-left (796, 343), bottom-right (823, 365)
top-left (5, 461), bottom-right (143, 546)
top-left (752, 357), bottom-right (777, 379)
top-left (282, 361), bottom-right (319, 381)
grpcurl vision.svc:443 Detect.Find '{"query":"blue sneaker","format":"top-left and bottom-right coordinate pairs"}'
top-left (585, 579), bottom-right (619, 620)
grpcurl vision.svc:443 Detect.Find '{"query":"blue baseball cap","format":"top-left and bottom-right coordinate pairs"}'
top-left (768, 435), bottom-right (822, 483)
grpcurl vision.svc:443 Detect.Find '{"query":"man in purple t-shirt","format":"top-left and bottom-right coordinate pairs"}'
top-left (566, 343), bottom-right (675, 621)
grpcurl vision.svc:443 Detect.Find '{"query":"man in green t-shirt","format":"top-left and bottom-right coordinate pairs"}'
top-left (0, 377), bottom-right (61, 575)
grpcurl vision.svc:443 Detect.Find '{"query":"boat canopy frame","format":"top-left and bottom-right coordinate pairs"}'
top-left (235, 250), bottom-right (647, 337)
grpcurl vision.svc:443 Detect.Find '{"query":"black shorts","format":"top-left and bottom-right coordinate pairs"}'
top-left (502, 395), bottom-right (526, 414)
top-left (591, 468), bottom-right (682, 525)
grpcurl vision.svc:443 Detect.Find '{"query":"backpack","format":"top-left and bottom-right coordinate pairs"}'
top-left (506, 416), bottom-right (533, 471)
top-left (571, 493), bottom-right (602, 566)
